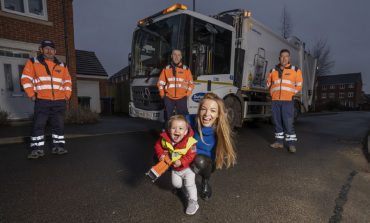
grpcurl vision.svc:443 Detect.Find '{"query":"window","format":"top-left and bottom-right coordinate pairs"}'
top-left (329, 85), bottom-right (335, 89)
top-left (339, 92), bottom-right (344, 98)
top-left (321, 93), bottom-right (327, 99)
top-left (339, 84), bottom-right (345, 89)
top-left (1, 0), bottom-right (47, 20)
top-left (4, 64), bottom-right (14, 92)
top-left (348, 84), bottom-right (354, 89)
top-left (192, 18), bottom-right (232, 75)
top-left (329, 92), bottom-right (335, 99)
top-left (348, 92), bottom-right (354, 98)
top-left (322, 85), bottom-right (327, 90)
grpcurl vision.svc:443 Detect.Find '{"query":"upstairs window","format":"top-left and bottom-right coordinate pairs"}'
top-left (1, 0), bottom-right (48, 20)
top-left (339, 84), bottom-right (345, 89)
top-left (329, 85), bottom-right (335, 89)
top-left (348, 92), bottom-right (354, 98)
top-left (348, 83), bottom-right (354, 89)
top-left (322, 85), bottom-right (327, 90)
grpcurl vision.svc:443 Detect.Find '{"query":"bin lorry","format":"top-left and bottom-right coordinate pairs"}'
top-left (129, 3), bottom-right (316, 127)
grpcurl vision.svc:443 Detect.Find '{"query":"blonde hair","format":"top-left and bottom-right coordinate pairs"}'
top-left (196, 93), bottom-right (236, 169)
top-left (167, 115), bottom-right (188, 130)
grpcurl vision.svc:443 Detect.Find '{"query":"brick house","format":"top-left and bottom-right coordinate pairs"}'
top-left (315, 73), bottom-right (362, 111)
top-left (0, 0), bottom-right (76, 119)
top-left (75, 49), bottom-right (108, 113)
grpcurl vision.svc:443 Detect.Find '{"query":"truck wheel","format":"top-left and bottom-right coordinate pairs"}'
top-left (224, 96), bottom-right (242, 129)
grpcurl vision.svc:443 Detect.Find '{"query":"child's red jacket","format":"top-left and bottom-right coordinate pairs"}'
top-left (154, 128), bottom-right (197, 171)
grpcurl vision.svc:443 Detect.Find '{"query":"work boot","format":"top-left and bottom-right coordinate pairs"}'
top-left (52, 147), bottom-right (68, 155)
top-left (200, 178), bottom-right (212, 200)
top-left (27, 149), bottom-right (44, 159)
top-left (270, 142), bottom-right (284, 149)
top-left (186, 199), bottom-right (199, 215)
top-left (288, 145), bottom-right (296, 153)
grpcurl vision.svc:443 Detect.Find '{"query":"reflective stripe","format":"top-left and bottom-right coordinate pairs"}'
top-left (158, 86), bottom-right (164, 90)
top-left (272, 79), bottom-right (295, 85)
top-left (52, 134), bottom-right (64, 139)
top-left (64, 87), bottom-right (72, 91)
top-left (39, 76), bottom-right (52, 81)
top-left (275, 132), bottom-right (284, 139)
top-left (187, 87), bottom-right (193, 91)
top-left (167, 77), bottom-right (184, 82)
top-left (271, 86), bottom-right (297, 93)
top-left (52, 77), bottom-right (63, 83)
top-left (31, 135), bottom-right (44, 141)
top-left (166, 84), bottom-right (182, 89)
top-left (158, 80), bottom-right (166, 86)
top-left (21, 74), bottom-right (33, 81)
top-left (296, 82), bottom-right (302, 86)
top-left (63, 80), bottom-right (72, 84)
top-left (23, 83), bottom-right (33, 89)
top-left (34, 84), bottom-right (62, 90)
top-left (285, 134), bottom-right (297, 141)
top-left (53, 140), bottom-right (66, 144)
top-left (31, 141), bottom-right (45, 147)
top-left (34, 85), bottom-right (53, 90)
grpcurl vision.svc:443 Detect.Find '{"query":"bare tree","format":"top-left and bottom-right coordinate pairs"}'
top-left (280, 5), bottom-right (293, 39)
top-left (312, 39), bottom-right (335, 76)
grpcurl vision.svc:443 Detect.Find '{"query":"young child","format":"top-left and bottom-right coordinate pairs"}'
top-left (154, 115), bottom-right (199, 215)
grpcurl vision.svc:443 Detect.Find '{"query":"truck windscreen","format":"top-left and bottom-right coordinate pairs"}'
top-left (131, 15), bottom-right (181, 78)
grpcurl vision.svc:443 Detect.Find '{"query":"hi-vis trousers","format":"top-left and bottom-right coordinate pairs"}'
top-left (272, 100), bottom-right (297, 146)
top-left (30, 99), bottom-right (66, 151)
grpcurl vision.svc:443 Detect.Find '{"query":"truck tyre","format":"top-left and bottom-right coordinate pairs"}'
top-left (224, 96), bottom-right (242, 129)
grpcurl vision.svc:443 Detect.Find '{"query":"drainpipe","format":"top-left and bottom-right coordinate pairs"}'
top-left (62, 0), bottom-right (69, 66)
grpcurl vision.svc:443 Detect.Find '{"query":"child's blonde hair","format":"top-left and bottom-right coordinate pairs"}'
top-left (167, 115), bottom-right (188, 130)
top-left (196, 93), bottom-right (236, 169)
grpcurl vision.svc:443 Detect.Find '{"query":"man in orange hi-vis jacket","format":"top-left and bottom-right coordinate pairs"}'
top-left (21, 40), bottom-right (72, 159)
top-left (267, 49), bottom-right (303, 153)
top-left (157, 49), bottom-right (194, 126)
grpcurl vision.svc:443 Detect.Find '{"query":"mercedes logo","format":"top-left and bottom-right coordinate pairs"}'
top-left (142, 88), bottom-right (150, 99)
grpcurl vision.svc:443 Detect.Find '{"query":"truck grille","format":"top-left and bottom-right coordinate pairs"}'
top-left (132, 86), bottom-right (163, 110)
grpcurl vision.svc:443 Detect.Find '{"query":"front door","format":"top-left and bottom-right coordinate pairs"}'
top-left (0, 50), bottom-right (34, 119)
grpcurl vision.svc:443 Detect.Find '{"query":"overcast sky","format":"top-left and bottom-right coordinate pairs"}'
top-left (73, 0), bottom-right (370, 92)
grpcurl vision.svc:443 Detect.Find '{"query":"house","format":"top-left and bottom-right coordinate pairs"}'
top-left (76, 49), bottom-right (108, 113)
top-left (315, 73), bottom-right (362, 111)
top-left (0, 0), bottom-right (76, 119)
top-left (108, 66), bottom-right (130, 113)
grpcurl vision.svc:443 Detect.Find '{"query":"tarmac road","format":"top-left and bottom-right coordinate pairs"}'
top-left (0, 112), bottom-right (369, 223)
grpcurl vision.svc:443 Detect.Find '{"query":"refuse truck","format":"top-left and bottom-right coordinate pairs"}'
top-left (129, 3), bottom-right (316, 127)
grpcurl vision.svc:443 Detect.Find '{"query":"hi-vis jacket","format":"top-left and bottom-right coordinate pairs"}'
top-left (157, 63), bottom-right (194, 100)
top-left (154, 127), bottom-right (197, 171)
top-left (267, 64), bottom-right (303, 101)
top-left (21, 55), bottom-right (72, 100)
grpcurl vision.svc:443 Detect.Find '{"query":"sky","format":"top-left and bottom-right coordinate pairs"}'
top-left (73, 0), bottom-right (370, 92)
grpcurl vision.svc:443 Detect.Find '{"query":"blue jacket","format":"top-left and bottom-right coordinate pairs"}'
top-left (187, 115), bottom-right (216, 160)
